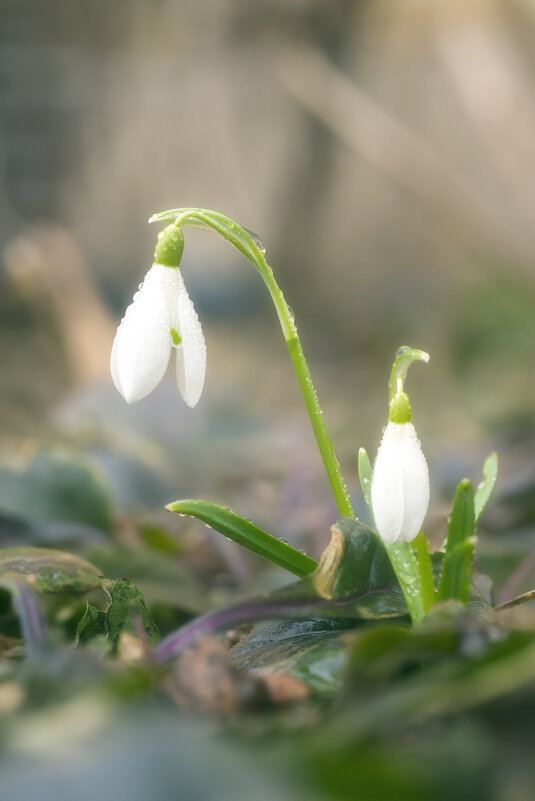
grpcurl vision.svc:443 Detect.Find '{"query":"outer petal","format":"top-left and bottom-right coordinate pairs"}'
top-left (371, 422), bottom-right (429, 545)
top-left (398, 423), bottom-right (430, 542)
top-left (173, 272), bottom-right (206, 408)
top-left (111, 265), bottom-right (176, 403)
top-left (371, 423), bottom-right (406, 545)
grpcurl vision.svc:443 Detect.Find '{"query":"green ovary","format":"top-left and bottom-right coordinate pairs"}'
top-left (170, 327), bottom-right (182, 346)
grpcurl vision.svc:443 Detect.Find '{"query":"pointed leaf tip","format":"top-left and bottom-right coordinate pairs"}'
top-left (168, 499), bottom-right (317, 577)
top-left (474, 451), bottom-right (498, 522)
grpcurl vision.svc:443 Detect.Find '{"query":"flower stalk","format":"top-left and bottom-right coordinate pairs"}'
top-left (149, 208), bottom-right (354, 519)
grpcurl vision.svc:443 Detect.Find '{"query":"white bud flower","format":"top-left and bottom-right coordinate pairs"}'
top-left (371, 422), bottom-right (430, 546)
top-left (110, 264), bottom-right (206, 406)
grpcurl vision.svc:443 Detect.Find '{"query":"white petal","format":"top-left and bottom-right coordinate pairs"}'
top-left (371, 424), bottom-right (405, 545)
top-left (371, 422), bottom-right (429, 545)
top-left (173, 272), bottom-right (206, 408)
top-left (111, 265), bottom-right (176, 403)
top-left (110, 331), bottom-right (123, 396)
top-left (398, 423), bottom-right (430, 543)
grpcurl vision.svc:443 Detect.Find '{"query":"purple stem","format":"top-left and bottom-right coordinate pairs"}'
top-left (154, 588), bottom-right (391, 664)
top-left (11, 580), bottom-right (44, 654)
top-left (498, 553), bottom-right (535, 606)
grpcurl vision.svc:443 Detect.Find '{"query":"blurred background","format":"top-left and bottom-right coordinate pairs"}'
top-left (1, 0), bottom-right (535, 594)
top-left (3, 3), bottom-right (535, 800)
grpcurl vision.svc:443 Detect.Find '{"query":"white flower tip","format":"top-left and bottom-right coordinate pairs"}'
top-left (183, 391), bottom-right (201, 409)
top-left (110, 263), bottom-right (206, 408)
top-left (371, 422), bottom-right (430, 546)
top-left (120, 385), bottom-right (145, 404)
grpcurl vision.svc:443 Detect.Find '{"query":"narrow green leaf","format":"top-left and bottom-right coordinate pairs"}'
top-left (387, 542), bottom-right (425, 623)
top-left (437, 480), bottom-right (476, 603)
top-left (437, 538), bottom-right (476, 604)
top-left (443, 479), bottom-right (475, 552)
top-left (474, 451), bottom-right (498, 521)
top-left (357, 447), bottom-right (373, 516)
top-left (167, 499), bottom-right (318, 578)
top-left (413, 532), bottom-right (435, 613)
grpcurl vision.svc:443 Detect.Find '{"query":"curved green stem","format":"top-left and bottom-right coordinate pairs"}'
top-left (150, 207), bottom-right (354, 518)
top-left (388, 346), bottom-right (430, 401)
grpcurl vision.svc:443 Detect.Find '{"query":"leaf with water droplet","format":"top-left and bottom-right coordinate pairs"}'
top-left (148, 207), bottom-right (263, 267)
top-left (166, 499), bottom-right (317, 578)
top-left (243, 227), bottom-right (266, 255)
top-left (387, 541), bottom-right (425, 622)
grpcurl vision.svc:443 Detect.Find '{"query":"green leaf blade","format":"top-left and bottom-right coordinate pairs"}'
top-left (474, 451), bottom-right (498, 521)
top-left (444, 479), bottom-right (476, 552)
top-left (167, 499), bottom-right (318, 578)
top-left (437, 480), bottom-right (476, 604)
top-left (437, 538), bottom-right (476, 605)
top-left (413, 532), bottom-right (436, 613)
top-left (357, 447), bottom-right (373, 516)
top-left (387, 541), bottom-right (425, 623)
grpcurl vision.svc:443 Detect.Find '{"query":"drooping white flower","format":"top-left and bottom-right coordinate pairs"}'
top-left (110, 263), bottom-right (206, 406)
top-left (371, 421), bottom-right (430, 546)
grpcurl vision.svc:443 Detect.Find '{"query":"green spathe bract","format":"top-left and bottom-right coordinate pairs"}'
top-left (153, 222), bottom-right (184, 267)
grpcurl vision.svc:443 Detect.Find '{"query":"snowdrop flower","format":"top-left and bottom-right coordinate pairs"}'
top-left (111, 223), bottom-right (206, 406)
top-left (371, 379), bottom-right (430, 546)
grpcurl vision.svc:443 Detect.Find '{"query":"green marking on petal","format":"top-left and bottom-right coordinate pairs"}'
top-left (170, 327), bottom-right (182, 346)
